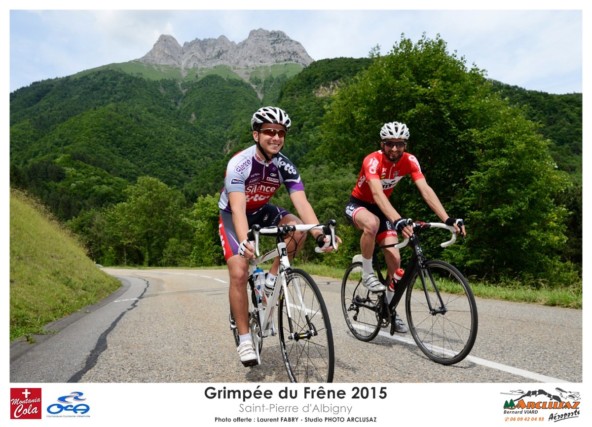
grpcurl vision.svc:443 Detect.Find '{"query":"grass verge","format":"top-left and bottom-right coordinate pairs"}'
top-left (301, 264), bottom-right (582, 309)
top-left (10, 189), bottom-right (121, 342)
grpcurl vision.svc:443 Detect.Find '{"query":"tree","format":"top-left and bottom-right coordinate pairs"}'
top-left (105, 177), bottom-right (189, 266)
top-left (315, 34), bottom-right (576, 286)
top-left (188, 194), bottom-right (224, 266)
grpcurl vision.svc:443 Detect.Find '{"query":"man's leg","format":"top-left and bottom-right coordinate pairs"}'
top-left (380, 238), bottom-right (408, 334)
top-left (352, 210), bottom-right (385, 292)
top-left (277, 213), bottom-right (306, 258)
top-left (227, 255), bottom-right (258, 366)
top-left (381, 237), bottom-right (402, 279)
top-left (353, 209), bottom-right (379, 261)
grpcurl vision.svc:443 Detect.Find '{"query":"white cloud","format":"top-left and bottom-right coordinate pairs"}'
top-left (8, 9), bottom-right (583, 94)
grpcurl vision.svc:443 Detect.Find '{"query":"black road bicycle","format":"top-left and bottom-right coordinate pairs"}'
top-left (341, 220), bottom-right (478, 365)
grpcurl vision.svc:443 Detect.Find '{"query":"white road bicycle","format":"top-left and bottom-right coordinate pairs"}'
top-left (230, 220), bottom-right (338, 382)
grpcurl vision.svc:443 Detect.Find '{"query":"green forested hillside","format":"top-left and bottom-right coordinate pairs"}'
top-left (9, 35), bottom-right (582, 290)
top-left (491, 81), bottom-right (582, 175)
top-left (10, 70), bottom-right (253, 217)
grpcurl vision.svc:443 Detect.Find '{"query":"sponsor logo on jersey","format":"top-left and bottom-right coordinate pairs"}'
top-left (278, 157), bottom-right (297, 175)
top-left (368, 158), bottom-right (379, 175)
top-left (408, 155), bottom-right (421, 172)
top-left (234, 158), bottom-right (252, 173)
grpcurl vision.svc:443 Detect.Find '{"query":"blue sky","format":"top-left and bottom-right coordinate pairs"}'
top-left (6, 6), bottom-right (585, 94)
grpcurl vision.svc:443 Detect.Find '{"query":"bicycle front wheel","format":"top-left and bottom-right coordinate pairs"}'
top-left (405, 260), bottom-right (478, 365)
top-left (278, 268), bottom-right (334, 383)
top-left (341, 262), bottom-right (382, 342)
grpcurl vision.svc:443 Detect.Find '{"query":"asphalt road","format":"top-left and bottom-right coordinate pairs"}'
top-left (10, 268), bottom-right (582, 384)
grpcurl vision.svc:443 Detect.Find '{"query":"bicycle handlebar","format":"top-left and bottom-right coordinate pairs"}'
top-left (426, 222), bottom-right (458, 248)
top-left (386, 222), bottom-right (458, 250)
top-left (247, 219), bottom-right (338, 257)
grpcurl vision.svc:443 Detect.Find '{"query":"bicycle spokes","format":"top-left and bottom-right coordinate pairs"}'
top-left (406, 261), bottom-right (478, 365)
top-left (418, 267), bottom-right (448, 315)
top-left (341, 262), bottom-right (383, 342)
top-left (278, 269), bottom-right (334, 382)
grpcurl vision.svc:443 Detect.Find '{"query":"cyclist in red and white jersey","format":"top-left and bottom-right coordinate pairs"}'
top-left (345, 121), bottom-right (466, 333)
top-left (219, 106), bottom-right (338, 367)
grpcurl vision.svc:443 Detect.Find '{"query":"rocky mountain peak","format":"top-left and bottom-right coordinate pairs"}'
top-left (141, 35), bottom-right (182, 66)
top-left (139, 29), bottom-right (314, 70)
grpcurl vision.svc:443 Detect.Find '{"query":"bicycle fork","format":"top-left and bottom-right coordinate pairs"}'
top-left (281, 268), bottom-right (318, 342)
top-left (417, 267), bottom-right (448, 315)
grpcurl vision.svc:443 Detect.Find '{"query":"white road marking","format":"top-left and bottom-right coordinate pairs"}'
top-left (377, 330), bottom-right (569, 383)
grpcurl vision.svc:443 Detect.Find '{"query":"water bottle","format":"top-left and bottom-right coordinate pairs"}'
top-left (264, 273), bottom-right (276, 298)
top-left (253, 267), bottom-right (265, 305)
top-left (386, 268), bottom-right (405, 303)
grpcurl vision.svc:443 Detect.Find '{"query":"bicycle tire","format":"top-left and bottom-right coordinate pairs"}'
top-left (278, 268), bottom-right (334, 383)
top-left (341, 262), bottom-right (382, 342)
top-left (405, 260), bottom-right (478, 365)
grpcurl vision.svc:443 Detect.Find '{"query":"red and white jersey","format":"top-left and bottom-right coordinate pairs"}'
top-left (351, 151), bottom-right (424, 203)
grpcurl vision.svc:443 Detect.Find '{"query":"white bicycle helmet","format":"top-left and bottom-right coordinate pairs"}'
top-left (380, 122), bottom-right (410, 140)
top-left (251, 106), bottom-right (292, 131)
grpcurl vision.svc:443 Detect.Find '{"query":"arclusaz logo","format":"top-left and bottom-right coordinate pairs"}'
top-left (502, 387), bottom-right (580, 423)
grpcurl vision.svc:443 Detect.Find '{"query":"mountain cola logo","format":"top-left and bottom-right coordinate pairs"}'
top-left (10, 388), bottom-right (42, 419)
top-left (502, 388), bottom-right (580, 423)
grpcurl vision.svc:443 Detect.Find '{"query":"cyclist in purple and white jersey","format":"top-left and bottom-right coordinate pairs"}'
top-left (218, 106), bottom-right (338, 367)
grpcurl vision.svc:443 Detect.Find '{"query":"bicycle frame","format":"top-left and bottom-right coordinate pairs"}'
top-left (246, 221), bottom-right (337, 362)
top-left (248, 240), bottom-right (289, 340)
top-left (378, 222), bottom-right (458, 317)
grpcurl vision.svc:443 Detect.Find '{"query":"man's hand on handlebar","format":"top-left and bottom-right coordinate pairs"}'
top-left (394, 217), bottom-right (414, 239)
top-left (445, 217), bottom-right (466, 237)
top-left (315, 233), bottom-right (342, 253)
top-left (238, 239), bottom-right (255, 259)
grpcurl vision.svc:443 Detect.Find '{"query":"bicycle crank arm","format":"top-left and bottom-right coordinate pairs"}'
top-left (352, 296), bottom-right (381, 312)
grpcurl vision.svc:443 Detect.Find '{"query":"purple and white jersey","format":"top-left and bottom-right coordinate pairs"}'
top-left (218, 145), bottom-right (305, 214)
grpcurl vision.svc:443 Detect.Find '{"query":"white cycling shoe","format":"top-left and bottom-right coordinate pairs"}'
top-left (237, 341), bottom-right (258, 367)
top-left (362, 274), bottom-right (386, 292)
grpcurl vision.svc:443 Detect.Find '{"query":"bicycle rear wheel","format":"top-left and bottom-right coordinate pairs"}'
top-left (278, 268), bottom-right (334, 383)
top-left (341, 262), bottom-right (382, 341)
top-left (405, 260), bottom-right (478, 365)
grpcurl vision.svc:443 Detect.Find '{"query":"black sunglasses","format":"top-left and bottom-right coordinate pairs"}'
top-left (382, 140), bottom-right (407, 149)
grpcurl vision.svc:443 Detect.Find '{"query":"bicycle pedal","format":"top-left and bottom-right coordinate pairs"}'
top-left (241, 358), bottom-right (259, 367)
